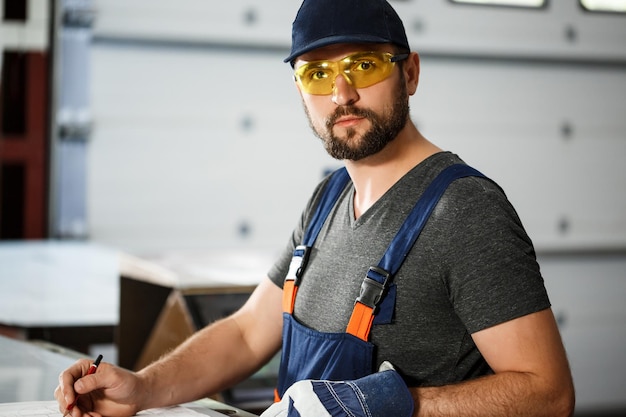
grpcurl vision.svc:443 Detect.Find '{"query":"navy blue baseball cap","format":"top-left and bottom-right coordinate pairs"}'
top-left (285, 0), bottom-right (410, 66)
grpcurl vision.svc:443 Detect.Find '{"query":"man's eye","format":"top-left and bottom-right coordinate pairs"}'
top-left (354, 60), bottom-right (375, 72)
top-left (312, 70), bottom-right (328, 80)
top-left (306, 69), bottom-right (330, 81)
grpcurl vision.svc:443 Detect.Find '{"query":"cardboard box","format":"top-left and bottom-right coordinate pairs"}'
top-left (117, 249), bottom-right (274, 372)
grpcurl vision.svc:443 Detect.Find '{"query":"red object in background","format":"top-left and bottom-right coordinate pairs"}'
top-left (0, 51), bottom-right (50, 239)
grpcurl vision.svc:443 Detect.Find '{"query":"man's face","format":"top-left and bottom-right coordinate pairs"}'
top-left (294, 44), bottom-right (411, 161)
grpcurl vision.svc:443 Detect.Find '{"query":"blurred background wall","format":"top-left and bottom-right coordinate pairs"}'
top-left (84, 0), bottom-right (626, 254)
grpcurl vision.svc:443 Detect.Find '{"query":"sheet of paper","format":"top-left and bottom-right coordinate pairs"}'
top-left (0, 401), bottom-right (61, 417)
top-left (0, 401), bottom-right (229, 417)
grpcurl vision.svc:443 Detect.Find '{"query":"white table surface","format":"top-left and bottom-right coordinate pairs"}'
top-left (0, 241), bottom-right (120, 328)
top-left (0, 336), bottom-right (258, 416)
top-left (0, 335), bottom-right (80, 402)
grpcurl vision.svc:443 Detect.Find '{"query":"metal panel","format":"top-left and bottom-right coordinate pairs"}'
top-left (91, 0), bottom-right (626, 62)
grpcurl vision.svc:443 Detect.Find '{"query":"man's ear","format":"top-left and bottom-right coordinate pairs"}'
top-left (405, 52), bottom-right (421, 96)
top-left (294, 74), bottom-right (302, 94)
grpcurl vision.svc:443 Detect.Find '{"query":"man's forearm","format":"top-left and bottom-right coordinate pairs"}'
top-left (134, 278), bottom-right (283, 412)
top-left (136, 315), bottom-right (270, 410)
top-left (412, 371), bottom-right (574, 417)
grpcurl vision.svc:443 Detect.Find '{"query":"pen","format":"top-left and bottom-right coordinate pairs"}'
top-left (63, 354), bottom-right (103, 417)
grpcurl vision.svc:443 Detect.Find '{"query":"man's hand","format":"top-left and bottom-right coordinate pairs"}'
top-left (55, 358), bottom-right (143, 417)
top-left (261, 362), bottom-right (414, 417)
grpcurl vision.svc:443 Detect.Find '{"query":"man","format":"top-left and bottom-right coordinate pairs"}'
top-left (55, 0), bottom-right (575, 416)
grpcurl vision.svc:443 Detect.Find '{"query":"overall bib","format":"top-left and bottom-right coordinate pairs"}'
top-left (275, 164), bottom-right (486, 400)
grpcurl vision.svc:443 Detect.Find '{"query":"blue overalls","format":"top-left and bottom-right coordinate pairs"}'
top-left (275, 164), bottom-right (487, 400)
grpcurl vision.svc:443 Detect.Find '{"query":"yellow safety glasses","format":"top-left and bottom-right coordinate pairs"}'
top-left (294, 51), bottom-right (409, 95)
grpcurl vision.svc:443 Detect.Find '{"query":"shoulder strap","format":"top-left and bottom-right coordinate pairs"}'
top-left (347, 164), bottom-right (487, 339)
top-left (302, 167), bottom-right (351, 247)
top-left (282, 167), bottom-right (351, 314)
top-left (380, 163), bottom-right (485, 275)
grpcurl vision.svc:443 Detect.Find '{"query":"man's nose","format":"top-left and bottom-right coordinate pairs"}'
top-left (331, 73), bottom-right (359, 106)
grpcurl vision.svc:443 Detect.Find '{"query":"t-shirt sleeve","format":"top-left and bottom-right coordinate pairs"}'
top-left (267, 175), bottom-right (333, 289)
top-left (267, 230), bottom-right (300, 289)
top-left (438, 177), bottom-right (551, 334)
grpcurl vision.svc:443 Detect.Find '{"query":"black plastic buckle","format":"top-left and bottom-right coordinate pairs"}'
top-left (294, 245), bottom-right (311, 286)
top-left (356, 266), bottom-right (391, 308)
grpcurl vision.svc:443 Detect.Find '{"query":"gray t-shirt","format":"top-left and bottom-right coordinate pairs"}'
top-left (268, 152), bottom-right (550, 386)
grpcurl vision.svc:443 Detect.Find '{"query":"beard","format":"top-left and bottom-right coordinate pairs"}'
top-left (304, 77), bottom-right (410, 161)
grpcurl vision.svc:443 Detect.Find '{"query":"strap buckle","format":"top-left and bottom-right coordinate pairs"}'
top-left (356, 266), bottom-right (391, 309)
top-left (285, 245), bottom-right (311, 286)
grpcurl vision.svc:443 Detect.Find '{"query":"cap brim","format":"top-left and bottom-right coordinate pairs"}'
top-left (284, 34), bottom-right (395, 64)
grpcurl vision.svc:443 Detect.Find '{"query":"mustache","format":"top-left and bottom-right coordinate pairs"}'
top-left (326, 106), bottom-right (377, 129)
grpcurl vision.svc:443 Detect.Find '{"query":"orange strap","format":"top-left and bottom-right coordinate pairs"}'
top-left (282, 279), bottom-right (298, 314)
top-left (284, 280), bottom-right (375, 340)
top-left (276, 280), bottom-right (297, 404)
top-left (346, 301), bottom-right (375, 341)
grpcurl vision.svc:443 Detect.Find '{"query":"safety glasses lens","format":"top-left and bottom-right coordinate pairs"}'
top-left (295, 52), bottom-right (400, 95)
